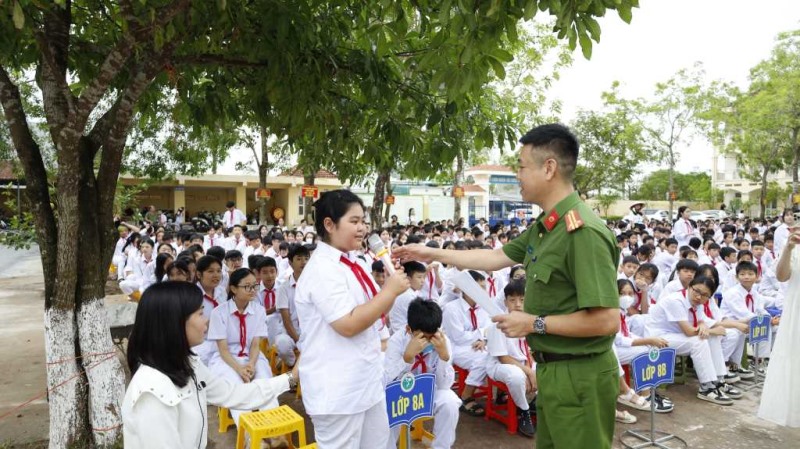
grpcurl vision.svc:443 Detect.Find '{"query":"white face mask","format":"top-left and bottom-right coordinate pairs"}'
top-left (619, 295), bottom-right (635, 310)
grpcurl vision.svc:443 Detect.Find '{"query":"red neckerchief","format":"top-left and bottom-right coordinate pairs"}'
top-left (204, 294), bottom-right (219, 308)
top-left (262, 283), bottom-right (276, 309)
top-left (412, 353), bottom-right (428, 373)
top-left (689, 307), bottom-right (698, 327)
top-left (746, 293), bottom-right (754, 313)
top-left (518, 338), bottom-right (533, 367)
top-left (487, 277), bottom-right (497, 297)
top-left (233, 309), bottom-right (248, 357)
top-left (469, 305), bottom-right (479, 330)
top-left (339, 255), bottom-right (384, 326)
top-left (620, 311), bottom-right (630, 337)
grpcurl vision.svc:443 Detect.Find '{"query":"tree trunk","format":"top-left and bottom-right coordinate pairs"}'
top-left (372, 168), bottom-right (389, 228)
top-left (667, 147), bottom-right (675, 221)
top-left (258, 126), bottom-right (269, 225)
top-left (304, 170), bottom-right (316, 224)
top-left (453, 149), bottom-right (465, 222)
top-left (792, 126), bottom-right (799, 197)
top-left (760, 164), bottom-right (769, 219)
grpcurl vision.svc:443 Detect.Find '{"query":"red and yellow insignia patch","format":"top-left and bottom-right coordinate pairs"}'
top-left (543, 210), bottom-right (560, 231)
top-left (565, 210), bottom-right (584, 233)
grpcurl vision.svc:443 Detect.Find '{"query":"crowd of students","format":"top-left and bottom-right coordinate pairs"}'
top-left (116, 200), bottom-right (794, 448)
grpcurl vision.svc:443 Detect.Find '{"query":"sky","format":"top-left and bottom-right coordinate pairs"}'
top-left (219, 1), bottom-right (800, 176)
top-left (546, 0), bottom-right (800, 173)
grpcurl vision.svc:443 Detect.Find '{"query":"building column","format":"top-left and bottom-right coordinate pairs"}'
top-left (173, 186), bottom-right (186, 214)
top-left (287, 187), bottom-right (300, 226)
top-left (235, 184), bottom-right (247, 213)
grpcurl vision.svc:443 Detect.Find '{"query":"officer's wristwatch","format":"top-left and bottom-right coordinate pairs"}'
top-left (533, 315), bottom-right (547, 335)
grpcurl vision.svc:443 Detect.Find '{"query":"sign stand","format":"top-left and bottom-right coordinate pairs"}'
top-left (621, 348), bottom-right (687, 449)
top-left (387, 373), bottom-right (436, 449)
top-left (741, 315), bottom-right (771, 391)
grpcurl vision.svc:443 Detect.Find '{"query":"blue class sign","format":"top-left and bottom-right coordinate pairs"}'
top-left (385, 373), bottom-right (436, 429)
top-left (749, 315), bottom-right (772, 344)
top-left (631, 347), bottom-right (676, 391)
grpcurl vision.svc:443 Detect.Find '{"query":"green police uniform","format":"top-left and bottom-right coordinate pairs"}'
top-left (503, 192), bottom-right (620, 449)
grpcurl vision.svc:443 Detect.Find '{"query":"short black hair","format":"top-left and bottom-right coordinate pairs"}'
top-left (371, 260), bottom-right (385, 273)
top-left (224, 250), bottom-right (243, 260)
top-left (750, 239), bottom-right (764, 248)
top-left (288, 244), bottom-right (310, 261)
top-left (256, 256), bottom-right (277, 271)
top-left (468, 270), bottom-right (485, 282)
top-left (407, 298), bottom-right (442, 334)
top-left (127, 281), bottom-right (202, 388)
top-left (188, 244), bottom-right (204, 255)
top-left (675, 259), bottom-right (699, 273)
top-left (689, 275), bottom-right (717, 293)
top-left (402, 261), bottom-right (427, 277)
top-left (503, 279), bottom-right (525, 298)
top-left (636, 263), bottom-right (659, 280)
top-left (518, 123), bottom-right (579, 179)
top-left (696, 264), bottom-right (720, 291)
top-left (313, 189), bottom-right (365, 241)
top-left (206, 246), bottom-right (225, 262)
top-left (736, 261), bottom-right (758, 275)
top-left (688, 237), bottom-right (701, 250)
top-left (247, 255), bottom-right (263, 270)
top-left (621, 255), bottom-right (639, 266)
top-left (664, 238), bottom-right (678, 247)
top-left (196, 255), bottom-right (222, 273)
top-left (720, 247), bottom-right (737, 259)
top-left (737, 249), bottom-right (753, 262)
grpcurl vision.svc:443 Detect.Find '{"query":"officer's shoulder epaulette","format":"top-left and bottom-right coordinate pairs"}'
top-left (564, 209), bottom-right (585, 233)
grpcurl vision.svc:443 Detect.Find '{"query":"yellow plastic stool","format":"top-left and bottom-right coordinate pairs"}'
top-left (299, 445), bottom-right (317, 449)
top-left (399, 417), bottom-right (434, 448)
top-left (218, 407), bottom-right (236, 433)
top-left (236, 405), bottom-right (307, 449)
top-left (259, 338), bottom-right (270, 357)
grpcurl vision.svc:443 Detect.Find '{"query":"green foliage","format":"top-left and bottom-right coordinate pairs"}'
top-left (1, 182), bottom-right (36, 249)
top-left (631, 170), bottom-right (717, 203)
top-left (595, 192), bottom-right (619, 217)
top-left (571, 109), bottom-right (645, 197)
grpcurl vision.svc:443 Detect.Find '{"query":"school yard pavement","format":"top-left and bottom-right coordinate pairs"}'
top-left (0, 245), bottom-right (798, 448)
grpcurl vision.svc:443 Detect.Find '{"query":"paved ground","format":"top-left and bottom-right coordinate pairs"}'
top-left (1, 245), bottom-right (799, 448)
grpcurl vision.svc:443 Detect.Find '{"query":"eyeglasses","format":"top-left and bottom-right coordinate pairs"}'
top-left (691, 287), bottom-right (711, 299)
top-left (238, 283), bottom-right (259, 292)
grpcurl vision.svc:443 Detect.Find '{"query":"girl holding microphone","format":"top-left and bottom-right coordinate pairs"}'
top-left (294, 189), bottom-right (409, 448)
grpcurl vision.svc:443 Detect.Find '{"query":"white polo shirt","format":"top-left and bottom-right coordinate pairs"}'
top-left (648, 291), bottom-right (716, 335)
top-left (295, 241), bottom-right (384, 416)
top-left (207, 300), bottom-right (268, 361)
top-left (276, 277), bottom-right (300, 335)
top-left (222, 208), bottom-right (247, 229)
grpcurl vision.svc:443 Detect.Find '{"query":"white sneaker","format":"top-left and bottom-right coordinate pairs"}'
top-left (697, 387), bottom-right (733, 405)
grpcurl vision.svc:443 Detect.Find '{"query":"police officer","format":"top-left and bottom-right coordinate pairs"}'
top-left (394, 123), bottom-right (620, 448)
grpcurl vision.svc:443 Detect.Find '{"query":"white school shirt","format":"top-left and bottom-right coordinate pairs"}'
top-left (242, 245), bottom-right (264, 268)
top-left (203, 235), bottom-right (221, 251)
top-left (389, 288), bottom-right (422, 335)
top-left (122, 357), bottom-right (289, 449)
top-left (134, 253), bottom-right (156, 283)
top-left (486, 323), bottom-right (532, 368)
top-left (774, 223), bottom-right (790, 255)
top-left (419, 267), bottom-right (441, 301)
top-left (720, 284), bottom-right (767, 321)
top-left (658, 279), bottom-right (685, 302)
top-left (672, 218), bottom-right (696, 246)
top-left (383, 331), bottom-right (455, 391)
top-left (614, 309), bottom-right (642, 348)
top-left (294, 241), bottom-right (384, 416)
top-left (222, 208), bottom-right (247, 229)
top-left (225, 236), bottom-right (247, 252)
top-left (647, 292), bottom-right (716, 336)
top-left (113, 237), bottom-right (127, 258)
top-left (207, 300), bottom-right (269, 362)
top-left (276, 277), bottom-right (300, 335)
top-left (442, 299), bottom-right (490, 348)
top-left (257, 282), bottom-right (279, 311)
top-left (196, 283), bottom-right (227, 321)
top-left (652, 252), bottom-right (678, 279)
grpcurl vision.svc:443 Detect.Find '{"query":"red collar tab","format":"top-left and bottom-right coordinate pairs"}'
top-left (564, 210), bottom-right (585, 233)
top-left (543, 210), bottom-right (560, 232)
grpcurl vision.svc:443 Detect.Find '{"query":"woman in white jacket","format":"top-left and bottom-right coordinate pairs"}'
top-left (123, 281), bottom-right (297, 449)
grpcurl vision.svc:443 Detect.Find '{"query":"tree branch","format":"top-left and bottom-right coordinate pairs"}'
top-left (172, 54), bottom-right (271, 68)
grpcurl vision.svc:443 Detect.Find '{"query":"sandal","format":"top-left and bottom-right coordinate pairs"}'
top-left (617, 390), bottom-right (650, 411)
top-left (459, 397), bottom-right (486, 417)
top-left (615, 409), bottom-right (637, 424)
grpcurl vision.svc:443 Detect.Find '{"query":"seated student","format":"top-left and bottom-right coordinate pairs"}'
top-left (615, 280), bottom-right (673, 413)
top-left (484, 268), bottom-right (506, 303)
top-left (226, 225), bottom-right (247, 252)
top-left (485, 280), bottom-right (536, 438)
top-left (659, 259), bottom-right (699, 301)
top-left (203, 226), bottom-right (220, 251)
top-left (695, 264), bottom-right (754, 381)
top-left (763, 235), bottom-right (778, 268)
top-left (119, 238), bottom-right (156, 299)
top-left (371, 260), bottom-right (387, 289)
top-left (189, 233), bottom-right (205, 249)
top-left (389, 261), bottom-right (429, 334)
top-left (419, 242), bottom-right (444, 302)
top-left (442, 270), bottom-right (491, 417)
top-left (166, 258), bottom-right (192, 282)
top-left (716, 247), bottom-right (738, 289)
top-left (275, 245), bottom-right (310, 369)
top-left (652, 238), bottom-right (679, 281)
top-left (242, 231), bottom-right (264, 268)
top-left (750, 240), bottom-right (782, 305)
top-left (384, 299), bottom-right (461, 449)
top-left (720, 261), bottom-right (775, 360)
top-left (255, 257), bottom-right (282, 346)
top-left (735, 238), bottom-right (751, 252)
top-left (208, 268), bottom-right (283, 439)
top-left (699, 242), bottom-right (722, 267)
top-left (194, 255), bottom-right (227, 366)
top-left (722, 250), bottom-right (754, 291)
top-left (647, 276), bottom-right (743, 405)
top-left (617, 255), bottom-right (640, 282)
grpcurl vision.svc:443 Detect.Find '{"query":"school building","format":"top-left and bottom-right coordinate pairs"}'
top-left (712, 151), bottom-right (793, 215)
top-left (120, 167), bottom-right (344, 225)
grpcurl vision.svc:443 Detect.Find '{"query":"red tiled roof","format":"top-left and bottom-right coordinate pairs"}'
top-left (279, 166), bottom-right (338, 179)
top-left (466, 164), bottom-right (512, 173)
top-left (462, 185), bottom-right (485, 193)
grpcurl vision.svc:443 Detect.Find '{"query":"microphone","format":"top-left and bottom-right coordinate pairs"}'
top-left (367, 234), bottom-right (395, 275)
